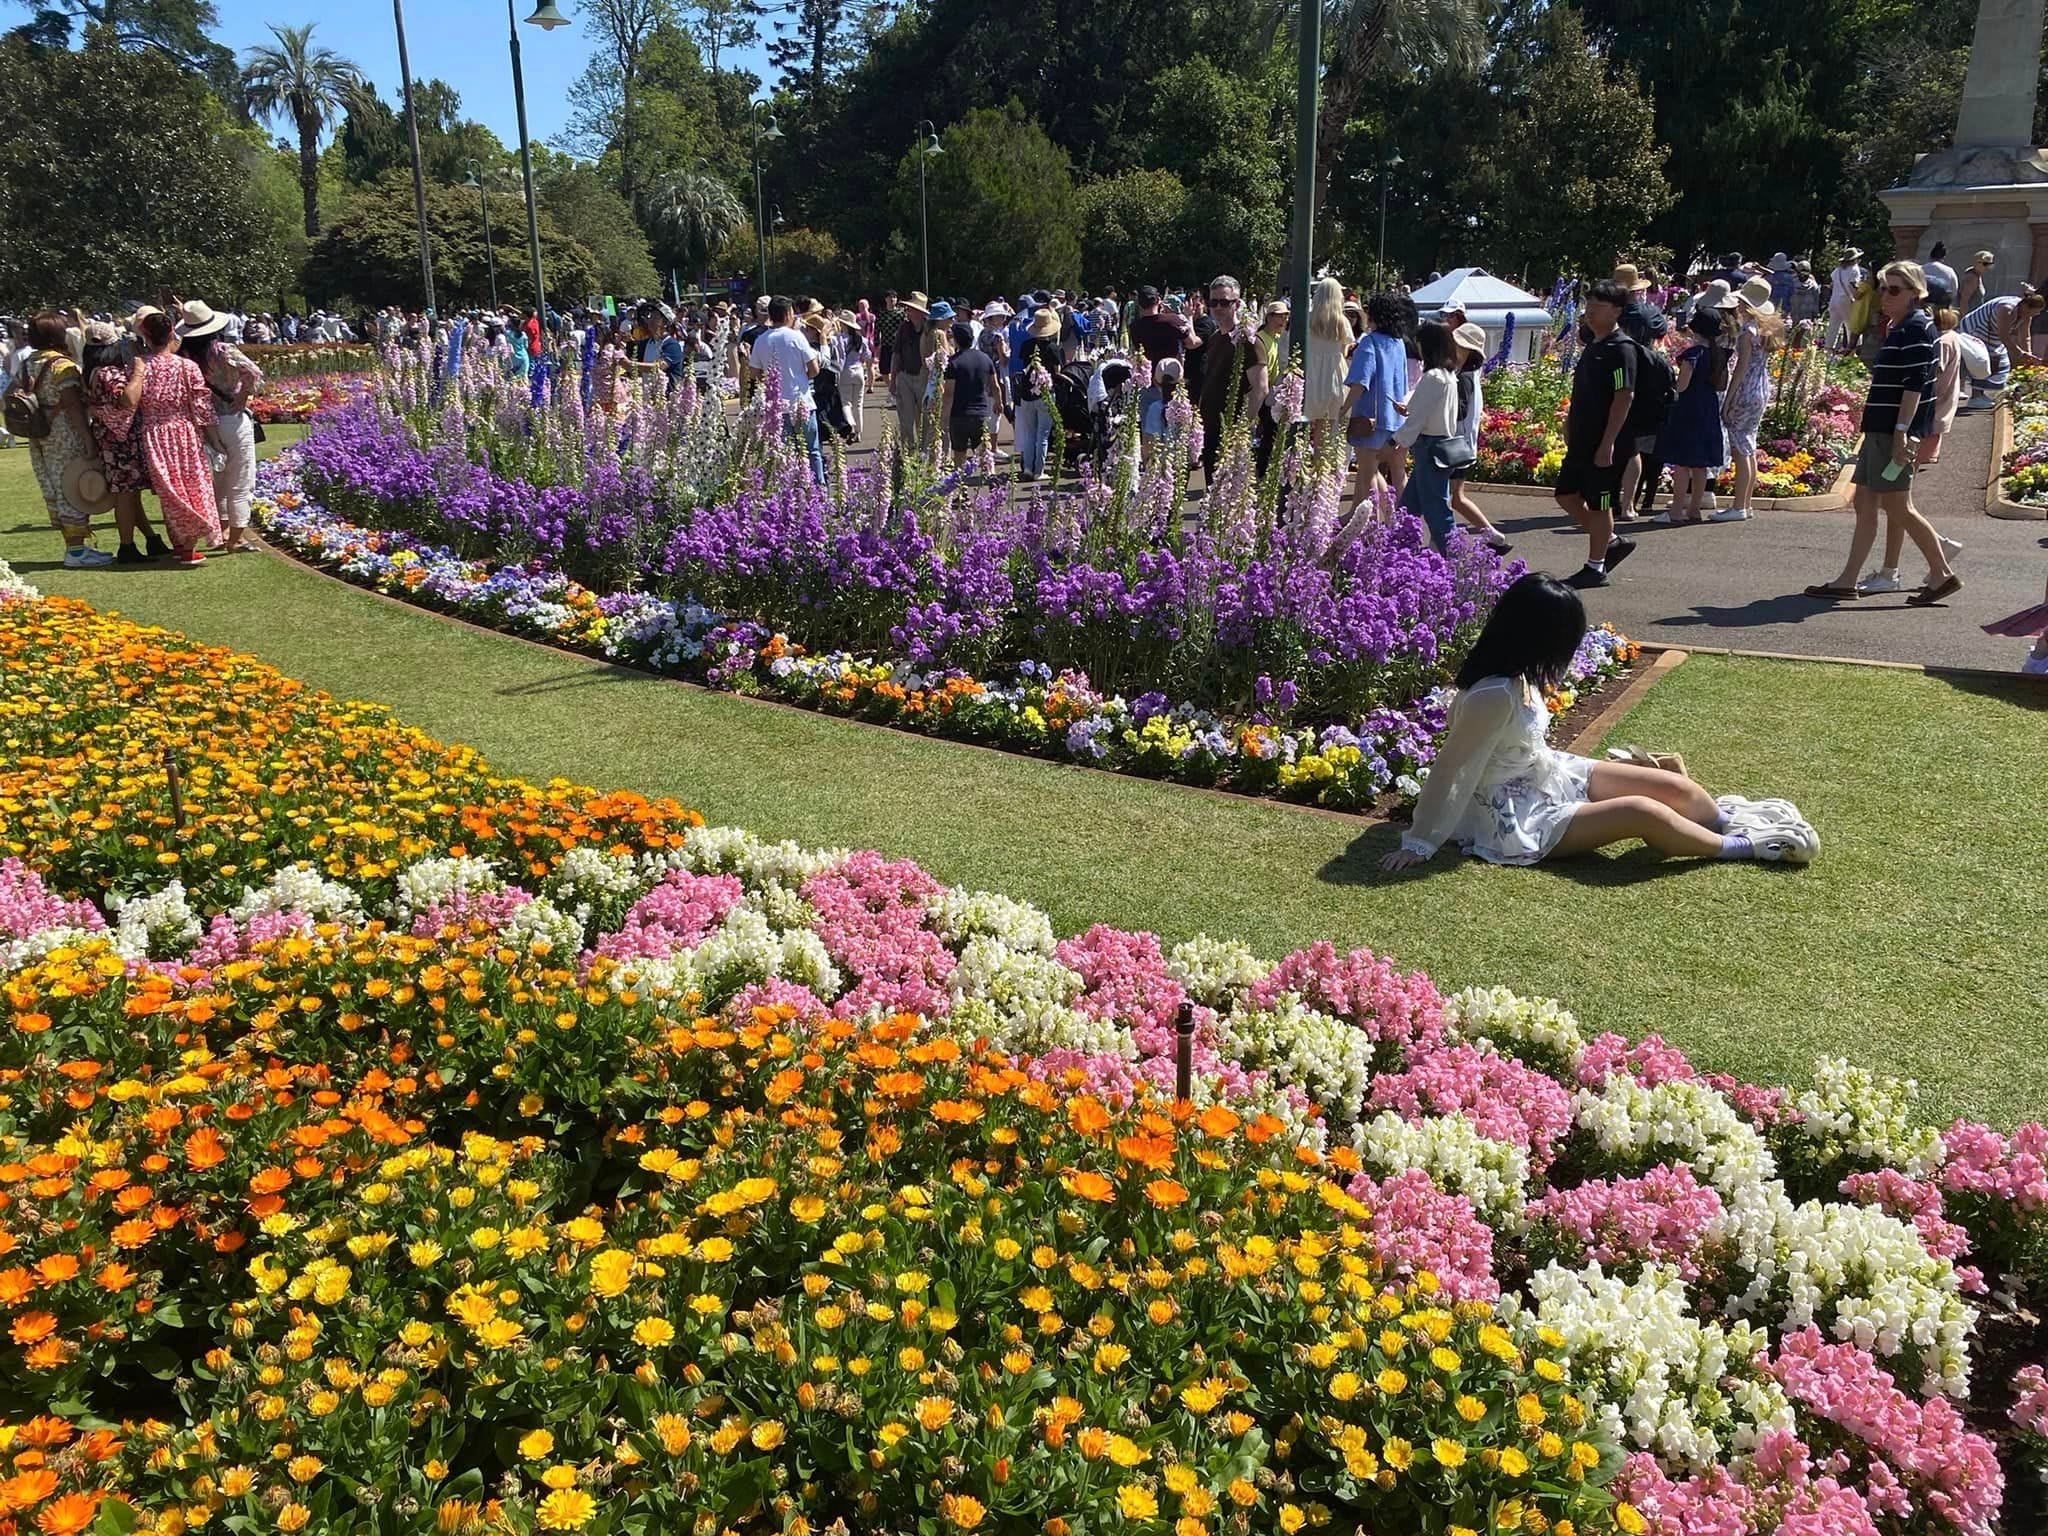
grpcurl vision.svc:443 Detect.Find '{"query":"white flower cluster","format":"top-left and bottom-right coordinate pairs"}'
top-left (550, 845), bottom-right (649, 906)
top-left (1, 926), bottom-right (101, 974)
top-left (1214, 997), bottom-right (1373, 1117)
top-left (1519, 1262), bottom-right (1791, 1468)
top-left (931, 887), bottom-right (1058, 956)
top-left (230, 863), bottom-right (365, 926)
top-left (1166, 935), bottom-right (1271, 1009)
top-left (1353, 1110), bottom-right (1531, 1227)
top-left (686, 906), bottom-right (840, 1005)
top-left (675, 826), bottom-right (844, 888)
top-left (1791, 1056), bottom-right (1942, 1177)
top-left (107, 880), bottom-right (204, 960)
top-left (391, 855), bottom-right (503, 916)
top-left (499, 896), bottom-right (586, 958)
top-left (1441, 985), bottom-right (1587, 1075)
top-left (0, 557), bottom-right (40, 605)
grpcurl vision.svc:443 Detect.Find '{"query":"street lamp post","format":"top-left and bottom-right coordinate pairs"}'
top-left (914, 120), bottom-right (941, 296)
top-left (463, 161), bottom-right (498, 308)
top-left (391, 0), bottom-right (436, 316)
top-left (511, 0), bottom-right (568, 336)
top-left (751, 102), bottom-right (782, 297)
top-left (1377, 148), bottom-right (1403, 293)
top-left (1287, 0), bottom-right (1319, 362)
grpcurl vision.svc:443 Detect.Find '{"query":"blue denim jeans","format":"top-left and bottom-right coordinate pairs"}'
top-left (788, 410), bottom-right (824, 485)
top-left (1015, 397), bottom-right (1052, 478)
top-left (1401, 436), bottom-right (1456, 550)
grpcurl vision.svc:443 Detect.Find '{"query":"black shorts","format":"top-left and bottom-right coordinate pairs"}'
top-left (948, 416), bottom-right (990, 452)
top-left (1555, 448), bottom-right (1623, 510)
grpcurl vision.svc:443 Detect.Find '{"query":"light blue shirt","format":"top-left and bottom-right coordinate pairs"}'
top-left (1344, 331), bottom-right (1408, 429)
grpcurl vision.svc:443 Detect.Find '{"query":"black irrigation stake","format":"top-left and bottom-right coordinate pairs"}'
top-left (1174, 1001), bottom-right (1194, 1104)
top-left (164, 748), bottom-right (184, 832)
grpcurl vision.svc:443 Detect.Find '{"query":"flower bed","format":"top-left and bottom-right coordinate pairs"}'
top-left (248, 371), bottom-right (367, 425)
top-left (2, 572), bottom-right (2046, 1533)
top-left (1997, 364), bottom-right (2048, 504)
top-left (256, 451), bottom-right (1638, 813)
top-left (239, 341), bottom-right (376, 378)
top-left (1474, 348), bottom-right (1861, 499)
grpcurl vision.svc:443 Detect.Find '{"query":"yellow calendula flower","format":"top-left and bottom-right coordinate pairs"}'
top-left (633, 1316), bottom-right (676, 1348)
top-left (1455, 1394), bottom-right (1486, 1423)
top-left (790, 1194), bottom-right (826, 1222)
top-left (1614, 1506), bottom-right (1646, 1535)
top-left (1180, 1380), bottom-right (1221, 1413)
top-left (1429, 1346), bottom-right (1461, 1372)
top-left (1382, 1436), bottom-right (1413, 1471)
top-left (540, 1466), bottom-right (578, 1491)
top-left (535, 1488), bottom-right (595, 1530)
top-left (1162, 1466), bottom-right (1199, 1496)
top-left (275, 1504), bottom-right (311, 1533)
top-left (587, 1249), bottom-right (635, 1298)
top-left (1116, 1485), bottom-right (1158, 1520)
top-left (1375, 1367), bottom-right (1407, 1395)
top-left (915, 1396), bottom-right (955, 1433)
top-left (1227, 1477), bottom-right (1258, 1507)
top-left (1534, 1356), bottom-right (1566, 1382)
top-left (1278, 1506), bottom-right (1306, 1534)
top-left (651, 1414), bottom-right (692, 1455)
top-left (1327, 1370), bottom-right (1361, 1402)
top-left (1432, 1439), bottom-right (1467, 1470)
top-left (518, 1429), bottom-right (555, 1461)
top-left (1105, 1434), bottom-right (1145, 1468)
top-left (1499, 1447), bottom-right (1530, 1477)
top-left (750, 1420), bottom-right (786, 1451)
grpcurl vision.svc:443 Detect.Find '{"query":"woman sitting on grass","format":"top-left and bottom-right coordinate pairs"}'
top-left (1381, 574), bottom-right (1819, 870)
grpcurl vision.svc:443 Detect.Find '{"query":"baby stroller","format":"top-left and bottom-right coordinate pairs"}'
top-left (1052, 356), bottom-right (1137, 470)
top-left (1052, 362), bottom-right (1096, 468)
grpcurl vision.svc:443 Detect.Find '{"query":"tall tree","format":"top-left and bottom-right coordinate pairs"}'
top-left (892, 103), bottom-right (1080, 295)
top-left (683, 0), bottom-right (758, 75)
top-left (768, 0), bottom-right (849, 101)
top-left (538, 163), bottom-right (663, 295)
top-left (5, 0), bottom-right (238, 91)
top-left (562, 0), bottom-right (673, 212)
top-left (0, 33), bottom-right (291, 307)
top-left (644, 164), bottom-right (745, 275)
top-left (241, 22), bottom-right (362, 237)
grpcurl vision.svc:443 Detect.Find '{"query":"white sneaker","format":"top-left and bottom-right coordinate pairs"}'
top-left (1749, 822), bottom-right (1819, 864)
top-left (62, 546), bottom-right (115, 569)
top-left (1857, 568), bottom-right (1903, 594)
top-left (1937, 534), bottom-right (1963, 563)
top-left (1707, 507), bottom-right (1752, 522)
top-left (1719, 795), bottom-right (1805, 830)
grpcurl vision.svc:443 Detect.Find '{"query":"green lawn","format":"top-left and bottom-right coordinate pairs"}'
top-left (5, 430), bottom-right (2044, 1126)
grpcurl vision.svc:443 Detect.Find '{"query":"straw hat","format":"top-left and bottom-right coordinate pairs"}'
top-left (1611, 263), bottom-right (1650, 293)
top-left (836, 308), bottom-right (859, 327)
top-left (83, 320), bottom-right (121, 345)
top-left (177, 300), bottom-right (229, 338)
top-left (1027, 307), bottom-right (1060, 339)
top-left (900, 291), bottom-right (929, 316)
top-left (63, 458), bottom-right (116, 517)
top-left (1452, 321), bottom-right (1488, 357)
top-left (1734, 276), bottom-right (1777, 316)
top-left (127, 304), bottom-right (162, 332)
top-left (1838, 246), bottom-right (1865, 262)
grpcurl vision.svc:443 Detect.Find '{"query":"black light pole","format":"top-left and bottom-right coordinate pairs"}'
top-left (914, 119), bottom-right (942, 297)
top-left (1378, 148), bottom-right (1403, 293)
top-left (751, 102), bottom-right (782, 297)
top-left (463, 161), bottom-right (498, 308)
top-left (512, 0), bottom-right (568, 332)
top-left (392, 0), bottom-right (436, 317)
top-left (1287, 0), bottom-right (1319, 361)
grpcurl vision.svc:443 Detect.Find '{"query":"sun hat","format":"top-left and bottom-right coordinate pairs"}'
top-left (1768, 252), bottom-right (1792, 273)
top-left (83, 320), bottom-right (121, 345)
top-left (1452, 321), bottom-right (1488, 357)
top-left (127, 304), bottom-right (162, 332)
top-left (836, 308), bottom-right (859, 327)
top-left (175, 300), bottom-right (231, 338)
top-left (982, 300), bottom-right (1014, 322)
top-left (1262, 299), bottom-right (1290, 319)
top-left (1028, 308), bottom-right (1061, 339)
top-left (929, 300), bottom-right (955, 322)
top-left (63, 458), bottom-right (116, 517)
top-left (1735, 276), bottom-right (1777, 316)
top-left (1695, 279), bottom-right (1736, 312)
top-left (1611, 263), bottom-right (1650, 293)
top-left (899, 291), bottom-right (929, 317)
top-left (1158, 356), bottom-right (1184, 382)
top-left (1839, 246), bottom-right (1865, 261)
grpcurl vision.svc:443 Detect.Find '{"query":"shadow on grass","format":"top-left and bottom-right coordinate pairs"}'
top-left (1320, 821), bottom-right (1716, 889)
top-left (1935, 671), bottom-right (2048, 712)
top-left (495, 667), bottom-right (641, 698)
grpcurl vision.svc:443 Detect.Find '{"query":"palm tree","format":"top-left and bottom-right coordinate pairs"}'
top-left (243, 24), bottom-right (364, 239)
top-left (645, 167), bottom-right (747, 275)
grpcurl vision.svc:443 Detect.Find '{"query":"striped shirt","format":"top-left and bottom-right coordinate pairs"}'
top-left (1861, 307), bottom-right (1936, 437)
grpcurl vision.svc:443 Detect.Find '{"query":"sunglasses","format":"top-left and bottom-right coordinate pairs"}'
top-left (1210, 296), bottom-right (1240, 306)
top-left (1881, 284), bottom-right (1908, 296)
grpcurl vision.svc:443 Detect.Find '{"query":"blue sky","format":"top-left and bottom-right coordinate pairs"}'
top-left (210, 0), bottom-right (773, 149)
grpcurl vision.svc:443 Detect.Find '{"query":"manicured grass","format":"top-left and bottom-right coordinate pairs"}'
top-left (5, 434), bottom-right (2044, 1125)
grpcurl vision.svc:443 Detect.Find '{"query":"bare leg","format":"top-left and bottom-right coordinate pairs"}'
top-left (1685, 466), bottom-right (1708, 521)
top-left (112, 490), bottom-right (141, 546)
top-left (1619, 453), bottom-right (1642, 517)
top-left (1548, 794), bottom-right (1728, 859)
top-left (1450, 479), bottom-right (1498, 534)
top-left (1582, 494), bottom-right (1614, 564)
top-left (1827, 485), bottom-right (1882, 589)
top-left (1585, 761), bottom-right (1719, 824)
top-left (1883, 495), bottom-right (1956, 585)
top-left (1377, 445), bottom-right (1407, 500)
top-left (1732, 450), bottom-right (1756, 512)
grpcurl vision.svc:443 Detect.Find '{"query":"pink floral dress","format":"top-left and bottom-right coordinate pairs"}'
top-left (138, 352), bottom-right (220, 549)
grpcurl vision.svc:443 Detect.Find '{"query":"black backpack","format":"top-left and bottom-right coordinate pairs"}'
top-left (1623, 337), bottom-right (1675, 443)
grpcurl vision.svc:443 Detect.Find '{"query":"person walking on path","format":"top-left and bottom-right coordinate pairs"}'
top-left (1805, 261), bottom-right (1962, 606)
top-left (1915, 304), bottom-right (1965, 466)
top-left (125, 309), bottom-right (224, 563)
top-left (80, 322), bottom-right (167, 564)
top-left (1011, 306), bottom-right (1061, 482)
top-left (1195, 276), bottom-right (1267, 484)
top-left (12, 309), bottom-right (111, 567)
top-left (1651, 309), bottom-right (1726, 525)
top-left (1447, 321), bottom-right (1511, 551)
top-left (1827, 247), bottom-right (1867, 351)
top-left (177, 301), bottom-right (264, 554)
top-left (890, 293), bottom-right (933, 454)
top-left (1713, 277), bottom-right (1777, 522)
top-left (1303, 276), bottom-right (1351, 451)
top-left (1555, 279), bottom-right (1638, 589)
top-left (1341, 291), bottom-right (1411, 510)
top-left (1958, 250), bottom-right (1994, 314)
top-left (1392, 319), bottom-right (1460, 549)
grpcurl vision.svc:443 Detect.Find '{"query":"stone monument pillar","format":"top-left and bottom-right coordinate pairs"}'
top-left (1882, 0), bottom-right (2048, 300)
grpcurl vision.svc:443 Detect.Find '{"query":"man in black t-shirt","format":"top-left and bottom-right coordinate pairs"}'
top-left (941, 320), bottom-right (997, 459)
top-left (1128, 284), bottom-right (1190, 366)
top-left (1554, 278), bottom-right (1639, 590)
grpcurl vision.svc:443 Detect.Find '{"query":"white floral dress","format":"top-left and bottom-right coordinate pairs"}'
top-left (1401, 676), bottom-right (1594, 864)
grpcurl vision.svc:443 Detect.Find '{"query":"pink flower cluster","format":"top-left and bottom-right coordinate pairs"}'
top-left (0, 857), bottom-right (105, 941)
top-left (1616, 1430), bottom-right (1888, 1536)
top-left (1056, 924), bottom-right (1185, 1036)
top-left (2012, 1363), bottom-right (2048, 1438)
top-left (1527, 1163), bottom-right (1727, 1282)
top-left (1838, 1169), bottom-right (1983, 1293)
top-left (1577, 1030), bottom-right (1698, 1089)
top-left (1704, 1071), bottom-right (1796, 1130)
top-left (802, 851), bottom-right (954, 1019)
top-left (594, 871), bottom-right (743, 961)
top-left (1345, 1168), bottom-right (1499, 1301)
top-left (1249, 941), bottom-right (1445, 1058)
top-left (1938, 1119), bottom-right (2048, 1214)
top-left (1766, 1327), bottom-right (2003, 1536)
top-left (1369, 1043), bottom-right (1575, 1171)
top-left (409, 886), bottom-right (535, 940)
top-left (186, 909), bottom-right (318, 970)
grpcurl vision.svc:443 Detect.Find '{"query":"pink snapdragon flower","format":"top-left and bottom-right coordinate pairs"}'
top-left (1576, 1030), bottom-right (1698, 1089)
top-left (1249, 941), bottom-right (1445, 1057)
top-left (1369, 1042), bottom-right (1575, 1171)
top-left (803, 851), bottom-right (954, 1019)
top-left (594, 871), bottom-right (744, 961)
top-left (1527, 1163), bottom-right (1726, 1281)
top-left (1344, 1168), bottom-right (1498, 1300)
top-left (0, 857), bottom-right (105, 942)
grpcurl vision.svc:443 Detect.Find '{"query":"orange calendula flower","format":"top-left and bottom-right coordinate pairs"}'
top-left (1062, 1170), bottom-right (1115, 1203)
top-left (1144, 1179), bottom-right (1189, 1207)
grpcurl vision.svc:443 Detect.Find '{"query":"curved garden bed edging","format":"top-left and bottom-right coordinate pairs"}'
top-left (1988, 400), bottom-right (2048, 521)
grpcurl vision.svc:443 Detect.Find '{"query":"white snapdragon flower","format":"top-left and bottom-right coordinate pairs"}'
top-left (931, 887), bottom-right (1058, 956)
top-left (392, 855), bottom-right (503, 917)
top-left (230, 863), bottom-right (364, 925)
top-left (1354, 1111), bottom-right (1530, 1227)
top-left (108, 881), bottom-right (203, 960)
top-left (1166, 935), bottom-right (1272, 1009)
top-left (1213, 997), bottom-right (1372, 1120)
top-left (1442, 985), bottom-right (1586, 1074)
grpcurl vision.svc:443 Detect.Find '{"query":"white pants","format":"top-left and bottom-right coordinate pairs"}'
top-left (214, 409), bottom-right (256, 531)
top-left (843, 364), bottom-right (865, 440)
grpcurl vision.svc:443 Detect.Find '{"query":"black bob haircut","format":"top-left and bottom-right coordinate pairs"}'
top-left (1454, 573), bottom-right (1588, 693)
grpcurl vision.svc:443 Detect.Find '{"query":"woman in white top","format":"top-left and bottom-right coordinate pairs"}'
top-left (1303, 276), bottom-right (1351, 449)
top-left (1380, 574), bottom-right (1819, 870)
top-left (1445, 321), bottom-right (1510, 550)
top-left (1392, 320), bottom-right (1460, 548)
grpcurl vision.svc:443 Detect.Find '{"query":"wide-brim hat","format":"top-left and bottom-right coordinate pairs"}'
top-left (1735, 276), bottom-right (1777, 316)
top-left (177, 300), bottom-right (229, 338)
top-left (1027, 308), bottom-right (1061, 339)
top-left (836, 309), bottom-right (859, 327)
top-left (1768, 252), bottom-right (1792, 273)
top-left (83, 320), bottom-right (121, 345)
top-left (1452, 321), bottom-right (1488, 356)
top-left (900, 291), bottom-right (930, 316)
top-left (1839, 246), bottom-right (1865, 261)
top-left (1612, 263), bottom-right (1649, 292)
top-left (929, 301), bottom-right (955, 322)
top-left (800, 298), bottom-right (825, 317)
top-left (983, 302), bottom-right (1014, 322)
top-left (127, 304), bottom-right (162, 332)
top-left (63, 458), bottom-right (116, 517)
